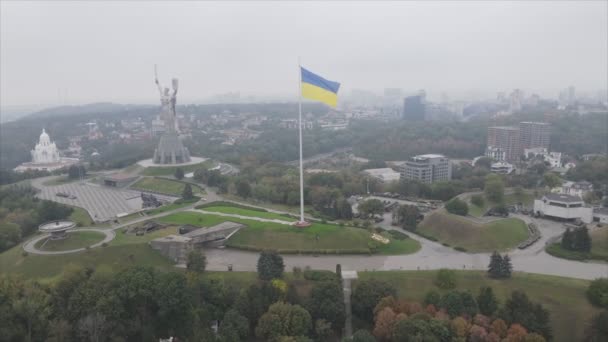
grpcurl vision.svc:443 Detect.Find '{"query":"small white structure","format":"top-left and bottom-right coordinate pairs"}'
top-left (490, 161), bottom-right (514, 174)
top-left (362, 168), bottom-right (401, 183)
top-left (14, 129), bottom-right (79, 172)
top-left (534, 193), bottom-right (593, 223)
top-left (485, 146), bottom-right (506, 162)
top-left (557, 181), bottom-right (594, 199)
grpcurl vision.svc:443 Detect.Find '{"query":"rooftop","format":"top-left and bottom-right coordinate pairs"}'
top-left (543, 193), bottom-right (584, 203)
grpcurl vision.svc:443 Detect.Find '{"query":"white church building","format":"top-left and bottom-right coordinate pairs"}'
top-left (14, 129), bottom-right (79, 172)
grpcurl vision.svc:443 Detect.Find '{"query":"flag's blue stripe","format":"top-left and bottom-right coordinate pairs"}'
top-left (301, 67), bottom-right (340, 94)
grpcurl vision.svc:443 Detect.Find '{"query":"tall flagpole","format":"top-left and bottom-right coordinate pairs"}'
top-left (298, 57), bottom-right (305, 224)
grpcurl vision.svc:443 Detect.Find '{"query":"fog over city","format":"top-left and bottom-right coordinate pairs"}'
top-left (1, 1), bottom-right (607, 107)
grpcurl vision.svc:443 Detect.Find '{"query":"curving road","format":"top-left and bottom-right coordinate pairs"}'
top-left (23, 228), bottom-right (115, 255)
top-left (21, 179), bottom-right (608, 280)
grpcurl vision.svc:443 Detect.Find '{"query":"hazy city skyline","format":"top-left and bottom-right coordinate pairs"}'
top-left (1, 1), bottom-right (607, 107)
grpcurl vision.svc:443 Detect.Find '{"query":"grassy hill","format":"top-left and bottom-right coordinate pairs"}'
top-left (417, 210), bottom-right (529, 252)
top-left (468, 192), bottom-right (534, 218)
top-left (131, 177), bottom-right (203, 196)
top-left (356, 270), bottom-right (599, 342)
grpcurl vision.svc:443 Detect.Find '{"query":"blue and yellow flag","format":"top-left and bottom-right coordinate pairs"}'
top-left (301, 67), bottom-right (340, 107)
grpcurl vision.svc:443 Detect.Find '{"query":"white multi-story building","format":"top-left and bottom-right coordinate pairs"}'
top-left (485, 146), bottom-right (507, 162)
top-left (557, 181), bottom-right (594, 199)
top-left (524, 147), bottom-right (562, 168)
top-left (399, 154), bottom-right (451, 184)
top-left (533, 193), bottom-right (593, 223)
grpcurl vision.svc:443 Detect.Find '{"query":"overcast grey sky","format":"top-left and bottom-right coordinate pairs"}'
top-left (1, 1), bottom-right (607, 107)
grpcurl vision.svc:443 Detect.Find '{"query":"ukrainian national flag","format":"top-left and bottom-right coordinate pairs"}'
top-left (301, 67), bottom-right (341, 107)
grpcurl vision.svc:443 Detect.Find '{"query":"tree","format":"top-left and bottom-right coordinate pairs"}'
top-left (154, 272), bottom-right (194, 338)
top-left (500, 291), bottom-right (552, 340)
top-left (561, 228), bottom-right (574, 250)
top-left (488, 252), bottom-right (511, 279)
top-left (438, 291), bottom-right (464, 317)
top-left (352, 279), bottom-right (397, 322)
top-left (174, 167), bottom-right (184, 180)
top-left (314, 319), bottom-right (332, 341)
top-left (218, 309), bottom-right (249, 341)
top-left (68, 164), bottom-right (86, 180)
top-left (78, 312), bottom-right (108, 342)
top-left (445, 198), bottom-right (469, 216)
top-left (372, 307), bottom-right (396, 340)
top-left (186, 249), bottom-right (206, 273)
top-left (424, 290), bottom-right (441, 307)
top-left (477, 286), bottom-right (498, 316)
top-left (488, 251), bottom-right (503, 278)
top-left (585, 310), bottom-right (608, 342)
top-left (257, 250), bottom-right (285, 280)
top-left (11, 282), bottom-right (50, 342)
top-left (255, 302), bottom-right (312, 340)
top-left (336, 198), bottom-right (353, 220)
top-left (434, 269), bottom-right (457, 289)
top-left (236, 179), bottom-right (252, 198)
top-left (352, 329), bottom-right (377, 342)
top-left (576, 227), bottom-right (592, 253)
top-left (542, 172), bottom-right (562, 189)
top-left (586, 278), bottom-right (608, 309)
top-left (484, 174), bottom-right (504, 204)
top-left (500, 255), bottom-right (513, 279)
top-left (307, 281), bottom-right (345, 332)
top-left (471, 194), bottom-right (484, 207)
top-left (393, 205), bottom-right (420, 230)
top-left (358, 199), bottom-right (384, 218)
top-left (182, 183), bottom-right (194, 200)
top-left (0, 222), bottom-right (21, 252)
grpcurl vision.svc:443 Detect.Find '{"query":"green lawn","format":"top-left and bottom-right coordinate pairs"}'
top-left (417, 211), bottom-right (529, 252)
top-left (0, 241), bottom-right (174, 282)
top-left (198, 204), bottom-right (296, 221)
top-left (159, 211), bottom-right (420, 255)
top-left (468, 192), bottom-right (534, 218)
top-left (141, 160), bottom-right (214, 176)
top-left (33, 231), bottom-right (105, 251)
top-left (131, 177), bottom-right (203, 196)
top-left (356, 270), bottom-right (599, 342)
top-left (69, 206), bottom-right (94, 226)
top-left (591, 228), bottom-right (608, 259)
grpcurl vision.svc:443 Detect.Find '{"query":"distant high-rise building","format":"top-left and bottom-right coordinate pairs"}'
top-left (509, 89), bottom-right (523, 112)
top-left (402, 91), bottom-right (426, 121)
top-left (399, 154), bottom-right (451, 184)
top-left (568, 86), bottom-right (576, 105)
top-left (519, 121), bottom-right (550, 150)
top-left (487, 126), bottom-right (520, 162)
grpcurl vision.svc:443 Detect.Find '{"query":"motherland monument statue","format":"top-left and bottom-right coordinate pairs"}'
top-left (153, 65), bottom-right (191, 164)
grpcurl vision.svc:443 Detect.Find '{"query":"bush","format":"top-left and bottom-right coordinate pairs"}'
top-left (434, 269), bottom-right (457, 289)
top-left (445, 198), bottom-right (469, 216)
top-left (101, 242), bottom-right (108, 248)
top-left (454, 246), bottom-right (467, 252)
top-left (303, 270), bottom-right (338, 282)
top-left (587, 278), bottom-right (608, 309)
top-left (471, 194), bottom-right (484, 207)
top-left (21, 251), bottom-right (28, 257)
top-left (387, 230), bottom-right (409, 240)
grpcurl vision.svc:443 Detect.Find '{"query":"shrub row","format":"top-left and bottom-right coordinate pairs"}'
top-left (196, 201), bottom-right (268, 212)
top-left (454, 246), bottom-right (467, 252)
top-left (387, 230), bottom-right (410, 240)
top-left (226, 243), bottom-right (372, 255)
top-left (303, 270), bottom-right (339, 281)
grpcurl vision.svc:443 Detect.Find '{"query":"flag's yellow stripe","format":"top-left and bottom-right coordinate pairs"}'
top-left (302, 82), bottom-right (338, 107)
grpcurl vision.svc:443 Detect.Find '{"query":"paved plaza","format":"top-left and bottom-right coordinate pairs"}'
top-left (34, 179), bottom-right (176, 222)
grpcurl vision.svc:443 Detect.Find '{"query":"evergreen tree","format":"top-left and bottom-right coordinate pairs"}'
top-left (182, 184), bottom-right (193, 200)
top-left (257, 250), bottom-right (285, 280)
top-left (174, 167), bottom-right (184, 180)
top-left (501, 255), bottom-right (513, 278)
top-left (561, 228), bottom-right (573, 250)
top-left (488, 251), bottom-right (502, 278)
top-left (577, 227), bottom-right (592, 253)
top-left (477, 286), bottom-right (499, 316)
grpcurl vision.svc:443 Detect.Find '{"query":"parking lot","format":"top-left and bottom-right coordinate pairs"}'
top-left (36, 181), bottom-right (176, 223)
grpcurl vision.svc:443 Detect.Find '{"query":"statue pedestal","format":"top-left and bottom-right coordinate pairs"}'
top-left (153, 131), bottom-right (191, 165)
